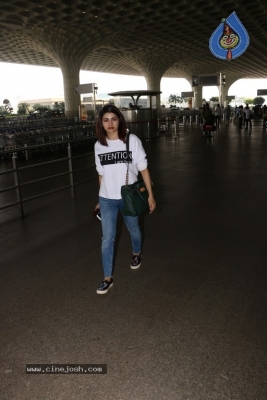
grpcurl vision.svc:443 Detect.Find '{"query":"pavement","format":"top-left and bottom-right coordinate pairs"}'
top-left (0, 118), bottom-right (267, 400)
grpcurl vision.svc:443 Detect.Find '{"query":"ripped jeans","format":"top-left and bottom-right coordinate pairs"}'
top-left (99, 196), bottom-right (141, 278)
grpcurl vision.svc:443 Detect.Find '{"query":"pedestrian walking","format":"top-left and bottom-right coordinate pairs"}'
top-left (244, 105), bottom-right (252, 129)
top-left (224, 105), bottom-right (231, 126)
top-left (94, 104), bottom-right (156, 294)
top-left (215, 104), bottom-right (222, 127)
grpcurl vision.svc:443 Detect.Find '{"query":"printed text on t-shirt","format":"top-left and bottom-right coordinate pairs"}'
top-left (98, 151), bottom-right (132, 165)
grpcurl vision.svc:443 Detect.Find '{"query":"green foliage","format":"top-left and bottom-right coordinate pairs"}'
top-left (253, 96), bottom-right (265, 105)
top-left (33, 103), bottom-right (42, 110)
top-left (17, 102), bottom-right (30, 115)
top-left (168, 94), bottom-right (180, 105)
top-left (3, 99), bottom-right (13, 114)
top-left (168, 95), bottom-right (189, 106)
top-left (244, 98), bottom-right (254, 105)
top-left (41, 106), bottom-right (51, 112)
top-left (209, 96), bottom-right (219, 102)
top-left (53, 101), bottom-right (65, 111)
top-left (0, 105), bottom-right (8, 115)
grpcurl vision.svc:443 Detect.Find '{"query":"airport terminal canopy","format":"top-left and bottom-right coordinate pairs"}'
top-left (0, 1), bottom-right (266, 115)
top-left (0, 0), bottom-right (266, 79)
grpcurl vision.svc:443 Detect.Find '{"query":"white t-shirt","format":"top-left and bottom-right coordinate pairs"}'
top-left (94, 134), bottom-right (148, 199)
top-left (215, 106), bottom-right (222, 116)
top-left (244, 108), bottom-right (251, 119)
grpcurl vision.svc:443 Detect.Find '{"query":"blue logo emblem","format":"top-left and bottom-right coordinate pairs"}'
top-left (209, 12), bottom-right (249, 60)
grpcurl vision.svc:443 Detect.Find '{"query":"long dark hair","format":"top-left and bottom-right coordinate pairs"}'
top-left (96, 104), bottom-right (127, 146)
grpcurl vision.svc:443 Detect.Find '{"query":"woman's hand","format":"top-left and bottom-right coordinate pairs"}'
top-left (140, 168), bottom-right (156, 214)
top-left (95, 203), bottom-right (100, 210)
top-left (148, 195), bottom-right (156, 214)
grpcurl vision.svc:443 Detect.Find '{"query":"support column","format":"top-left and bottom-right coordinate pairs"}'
top-left (192, 86), bottom-right (203, 109)
top-left (128, 53), bottom-right (177, 108)
top-left (145, 72), bottom-right (162, 108)
top-left (29, 26), bottom-right (105, 117)
top-left (217, 74), bottom-right (239, 107)
top-left (60, 63), bottom-right (81, 117)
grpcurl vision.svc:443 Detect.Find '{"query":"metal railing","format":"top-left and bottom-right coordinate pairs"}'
top-left (0, 137), bottom-right (97, 217)
top-left (157, 113), bottom-right (201, 136)
top-left (0, 120), bottom-right (95, 157)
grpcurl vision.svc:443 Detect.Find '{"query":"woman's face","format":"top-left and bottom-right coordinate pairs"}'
top-left (102, 112), bottom-right (119, 135)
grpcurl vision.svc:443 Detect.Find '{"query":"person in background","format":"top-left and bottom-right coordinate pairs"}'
top-left (263, 105), bottom-right (267, 128)
top-left (234, 106), bottom-right (239, 120)
top-left (94, 104), bottom-right (156, 295)
top-left (202, 103), bottom-right (214, 124)
top-left (224, 105), bottom-right (231, 126)
top-left (237, 105), bottom-right (244, 129)
top-left (215, 104), bottom-right (222, 127)
top-left (244, 105), bottom-right (252, 129)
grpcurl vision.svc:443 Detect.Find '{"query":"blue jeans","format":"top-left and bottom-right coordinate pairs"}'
top-left (99, 196), bottom-right (141, 278)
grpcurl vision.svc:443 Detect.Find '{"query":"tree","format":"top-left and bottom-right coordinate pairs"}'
top-left (181, 97), bottom-right (188, 105)
top-left (210, 96), bottom-right (219, 102)
top-left (0, 105), bottom-right (8, 115)
top-left (3, 99), bottom-right (13, 114)
top-left (33, 103), bottom-right (43, 111)
top-left (244, 98), bottom-right (254, 105)
top-left (53, 101), bottom-right (65, 112)
top-left (253, 96), bottom-right (265, 106)
top-left (17, 102), bottom-right (30, 115)
top-left (168, 94), bottom-right (182, 105)
top-left (36, 105), bottom-right (51, 113)
top-left (168, 94), bottom-right (177, 105)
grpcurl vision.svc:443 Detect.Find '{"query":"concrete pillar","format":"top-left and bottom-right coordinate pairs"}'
top-left (60, 63), bottom-right (81, 117)
top-left (217, 75), bottom-right (239, 107)
top-left (144, 71), bottom-right (162, 108)
top-left (29, 26), bottom-right (104, 117)
top-left (192, 86), bottom-right (203, 109)
top-left (218, 82), bottom-right (231, 107)
top-left (128, 53), bottom-right (177, 108)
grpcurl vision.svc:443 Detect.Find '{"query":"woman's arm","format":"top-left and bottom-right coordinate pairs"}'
top-left (140, 168), bottom-right (156, 214)
top-left (95, 175), bottom-right (102, 210)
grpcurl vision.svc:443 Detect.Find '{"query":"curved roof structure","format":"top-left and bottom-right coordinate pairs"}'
top-left (0, 0), bottom-right (266, 80)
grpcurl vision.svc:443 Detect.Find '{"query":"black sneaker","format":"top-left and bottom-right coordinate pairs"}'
top-left (131, 254), bottom-right (142, 270)
top-left (96, 278), bottom-right (113, 294)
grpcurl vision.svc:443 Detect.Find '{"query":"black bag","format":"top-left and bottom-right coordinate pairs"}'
top-left (121, 133), bottom-right (150, 216)
top-left (121, 179), bottom-right (149, 216)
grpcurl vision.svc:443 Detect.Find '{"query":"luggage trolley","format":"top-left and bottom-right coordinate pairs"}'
top-left (202, 123), bottom-right (216, 138)
top-left (202, 114), bottom-right (216, 138)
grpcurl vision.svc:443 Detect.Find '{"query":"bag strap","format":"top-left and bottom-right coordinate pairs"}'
top-left (125, 132), bottom-right (130, 186)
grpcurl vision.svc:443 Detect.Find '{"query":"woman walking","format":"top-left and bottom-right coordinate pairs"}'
top-left (215, 104), bottom-right (222, 127)
top-left (224, 105), bottom-right (231, 126)
top-left (94, 104), bottom-right (156, 294)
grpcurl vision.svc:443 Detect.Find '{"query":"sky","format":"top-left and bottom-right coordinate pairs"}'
top-left (1, 62), bottom-right (267, 111)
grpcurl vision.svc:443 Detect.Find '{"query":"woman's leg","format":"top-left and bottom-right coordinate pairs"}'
top-left (99, 197), bottom-right (120, 278)
top-left (119, 200), bottom-right (141, 255)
